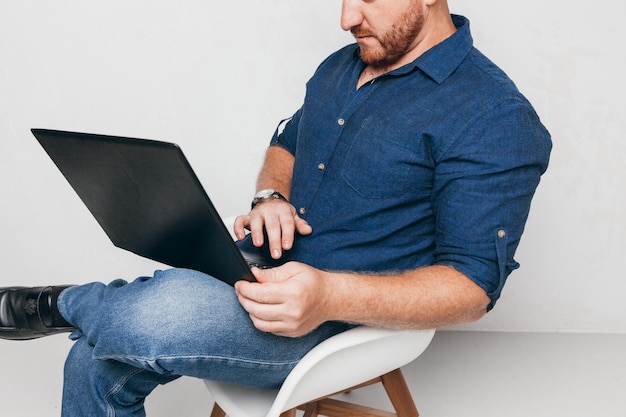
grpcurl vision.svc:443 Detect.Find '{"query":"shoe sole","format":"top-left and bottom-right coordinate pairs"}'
top-left (0, 326), bottom-right (75, 340)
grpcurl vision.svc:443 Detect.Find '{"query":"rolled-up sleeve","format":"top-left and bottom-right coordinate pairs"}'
top-left (432, 98), bottom-right (552, 310)
top-left (269, 108), bottom-right (302, 155)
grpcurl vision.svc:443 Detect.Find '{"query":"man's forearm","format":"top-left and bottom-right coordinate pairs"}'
top-left (256, 145), bottom-right (295, 199)
top-left (323, 265), bottom-right (490, 330)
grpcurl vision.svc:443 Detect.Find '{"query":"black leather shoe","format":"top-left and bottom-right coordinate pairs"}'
top-left (0, 286), bottom-right (76, 340)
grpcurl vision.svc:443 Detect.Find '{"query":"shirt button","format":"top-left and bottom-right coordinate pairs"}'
top-left (299, 207), bottom-right (306, 215)
top-left (337, 118), bottom-right (345, 126)
top-left (317, 163), bottom-right (326, 171)
top-left (498, 230), bottom-right (506, 238)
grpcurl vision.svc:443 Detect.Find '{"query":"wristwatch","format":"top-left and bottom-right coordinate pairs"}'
top-left (251, 189), bottom-right (288, 209)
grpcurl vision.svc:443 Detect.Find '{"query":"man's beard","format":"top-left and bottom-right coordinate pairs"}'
top-left (352, 5), bottom-right (424, 69)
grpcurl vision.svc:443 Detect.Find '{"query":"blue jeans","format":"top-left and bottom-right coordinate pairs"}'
top-left (57, 268), bottom-right (352, 417)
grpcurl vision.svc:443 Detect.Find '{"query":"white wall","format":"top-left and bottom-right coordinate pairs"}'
top-left (452, 1), bottom-right (626, 333)
top-left (1, 1), bottom-right (624, 416)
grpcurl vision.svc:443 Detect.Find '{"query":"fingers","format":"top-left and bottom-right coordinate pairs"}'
top-left (251, 265), bottom-right (281, 283)
top-left (244, 201), bottom-right (312, 259)
top-left (234, 263), bottom-right (325, 338)
top-left (295, 216), bottom-right (313, 237)
top-left (235, 273), bottom-right (295, 334)
top-left (235, 282), bottom-right (307, 337)
top-left (264, 211), bottom-right (293, 259)
top-left (233, 215), bottom-right (250, 241)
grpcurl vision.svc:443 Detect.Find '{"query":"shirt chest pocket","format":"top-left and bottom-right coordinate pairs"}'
top-left (340, 117), bottom-right (434, 199)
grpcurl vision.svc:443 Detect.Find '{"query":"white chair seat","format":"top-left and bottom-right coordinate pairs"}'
top-left (204, 326), bottom-right (435, 417)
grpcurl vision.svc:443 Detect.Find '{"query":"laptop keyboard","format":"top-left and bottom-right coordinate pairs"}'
top-left (246, 260), bottom-right (273, 270)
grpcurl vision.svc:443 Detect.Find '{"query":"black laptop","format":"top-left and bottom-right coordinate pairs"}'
top-left (31, 128), bottom-right (280, 286)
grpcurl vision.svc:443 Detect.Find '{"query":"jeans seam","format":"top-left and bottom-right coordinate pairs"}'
top-left (105, 367), bottom-right (145, 417)
top-left (98, 353), bottom-right (301, 368)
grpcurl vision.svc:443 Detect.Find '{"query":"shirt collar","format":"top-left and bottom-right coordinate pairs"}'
top-left (415, 15), bottom-right (473, 83)
top-left (352, 14), bottom-right (474, 84)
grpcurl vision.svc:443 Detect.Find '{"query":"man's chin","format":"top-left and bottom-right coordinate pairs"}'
top-left (359, 48), bottom-right (383, 65)
top-left (359, 49), bottom-right (398, 69)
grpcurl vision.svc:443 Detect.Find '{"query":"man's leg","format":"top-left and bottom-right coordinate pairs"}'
top-left (62, 336), bottom-right (180, 417)
top-left (56, 268), bottom-right (352, 416)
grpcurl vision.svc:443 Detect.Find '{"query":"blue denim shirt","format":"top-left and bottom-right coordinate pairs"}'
top-left (240, 15), bottom-right (551, 309)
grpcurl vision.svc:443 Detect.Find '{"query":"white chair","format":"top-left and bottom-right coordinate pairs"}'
top-left (204, 326), bottom-right (435, 417)
top-left (205, 217), bottom-right (436, 417)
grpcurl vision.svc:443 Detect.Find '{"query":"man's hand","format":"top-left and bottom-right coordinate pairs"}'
top-left (236, 262), bottom-right (490, 337)
top-left (234, 200), bottom-right (312, 259)
top-left (234, 262), bottom-right (331, 338)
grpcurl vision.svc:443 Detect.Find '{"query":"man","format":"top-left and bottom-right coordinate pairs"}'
top-left (0, 0), bottom-right (551, 415)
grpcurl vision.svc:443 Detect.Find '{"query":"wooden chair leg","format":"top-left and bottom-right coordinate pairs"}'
top-left (279, 408), bottom-right (297, 417)
top-left (210, 403), bottom-right (226, 417)
top-left (308, 398), bottom-right (397, 417)
top-left (213, 369), bottom-right (418, 417)
top-left (381, 369), bottom-right (419, 417)
top-left (302, 402), bottom-right (320, 417)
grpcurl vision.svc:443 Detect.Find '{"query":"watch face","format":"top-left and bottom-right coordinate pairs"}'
top-left (255, 189), bottom-right (275, 199)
